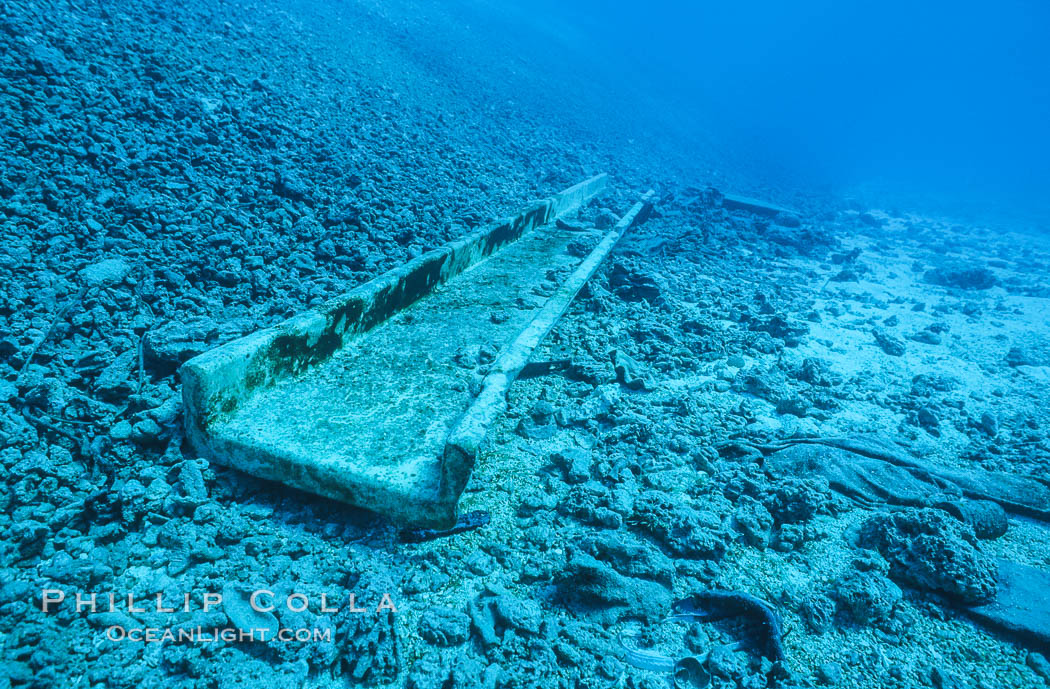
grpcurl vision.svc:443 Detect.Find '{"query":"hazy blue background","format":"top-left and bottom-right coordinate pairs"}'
top-left (534, 0), bottom-right (1050, 220)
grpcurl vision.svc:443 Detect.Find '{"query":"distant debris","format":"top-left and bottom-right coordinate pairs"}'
top-left (555, 218), bottom-right (586, 231)
top-left (872, 327), bottom-right (906, 357)
top-left (858, 212), bottom-right (885, 228)
top-left (721, 193), bottom-right (798, 219)
top-left (925, 265), bottom-right (998, 290)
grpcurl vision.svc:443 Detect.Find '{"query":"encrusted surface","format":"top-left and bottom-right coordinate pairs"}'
top-left (182, 176), bottom-right (610, 525)
top-left (210, 221), bottom-right (585, 520)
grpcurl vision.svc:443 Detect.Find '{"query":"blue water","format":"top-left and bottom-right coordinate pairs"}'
top-left (536, 0), bottom-right (1050, 222)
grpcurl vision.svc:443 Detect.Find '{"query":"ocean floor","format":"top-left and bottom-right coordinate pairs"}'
top-left (2, 1), bottom-right (1050, 688)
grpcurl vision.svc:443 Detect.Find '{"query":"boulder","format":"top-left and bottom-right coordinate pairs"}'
top-left (859, 508), bottom-right (998, 604)
top-left (144, 317), bottom-right (217, 372)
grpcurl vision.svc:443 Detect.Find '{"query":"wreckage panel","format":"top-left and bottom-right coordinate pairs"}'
top-left (208, 224), bottom-right (587, 501)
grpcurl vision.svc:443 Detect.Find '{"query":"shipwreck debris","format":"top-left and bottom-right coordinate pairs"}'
top-left (742, 436), bottom-right (1050, 523)
top-left (721, 193), bottom-right (798, 219)
top-left (183, 176), bottom-right (655, 528)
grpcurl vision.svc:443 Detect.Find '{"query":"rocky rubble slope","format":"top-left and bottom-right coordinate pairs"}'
top-left (3, 1), bottom-right (1050, 688)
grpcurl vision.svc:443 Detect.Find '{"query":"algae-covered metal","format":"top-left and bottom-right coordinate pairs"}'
top-left (182, 175), bottom-right (653, 527)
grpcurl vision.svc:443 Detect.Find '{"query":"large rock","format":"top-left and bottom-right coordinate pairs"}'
top-left (418, 607), bottom-right (470, 646)
top-left (631, 490), bottom-right (727, 559)
top-left (80, 258), bottom-right (131, 287)
top-left (555, 532), bottom-right (674, 624)
top-left (833, 570), bottom-right (902, 628)
top-left (859, 508), bottom-right (998, 604)
top-left (144, 317), bottom-right (217, 372)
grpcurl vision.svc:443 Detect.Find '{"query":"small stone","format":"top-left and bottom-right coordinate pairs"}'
top-left (148, 396), bottom-right (180, 426)
top-left (109, 420), bottom-right (133, 441)
top-left (833, 570), bottom-right (902, 628)
top-left (1027, 651), bottom-right (1050, 682)
top-left (178, 461), bottom-right (208, 502)
top-left (976, 412), bottom-right (998, 436)
top-left (144, 317), bottom-right (216, 371)
top-left (859, 212), bottom-right (884, 228)
top-left (930, 666), bottom-right (964, 689)
top-left (706, 645), bottom-right (747, 680)
top-left (776, 397), bottom-right (810, 417)
top-left (772, 523), bottom-right (809, 551)
top-left (925, 265), bottom-right (997, 290)
top-left (608, 261), bottom-right (662, 303)
top-left (816, 662), bottom-right (842, 685)
top-left (610, 350), bottom-right (654, 390)
top-left (800, 594), bottom-right (835, 634)
top-left (464, 550), bottom-right (496, 576)
top-left (145, 477), bottom-right (172, 504)
top-left (917, 406), bottom-right (940, 433)
top-left (130, 418), bottom-right (164, 445)
top-left (0, 337), bottom-right (20, 362)
top-left (910, 329), bottom-right (942, 345)
top-left (418, 607), bottom-right (471, 646)
top-left (594, 209), bottom-right (618, 229)
top-left (872, 327), bottom-right (905, 357)
top-left (222, 584), bottom-right (279, 640)
top-left (93, 350), bottom-right (135, 399)
top-left (275, 169), bottom-right (310, 201)
top-left (406, 654), bottom-right (451, 689)
top-left (12, 520), bottom-right (49, 559)
top-left (1007, 343), bottom-right (1050, 368)
top-left (631, 491), bottom-right (726, 559)
top-left (733, 496), bottom-right (774, 549)
top-left (551, 447), bottom-right (592, 483)
top-left (193, 544), bottom-right (225, 561)
top-left (80, 258), bottom-right (131, 287)
top-left (516, 400), bottom-right (557, 440)
top-left (558, 551), bottom-right (672, 624)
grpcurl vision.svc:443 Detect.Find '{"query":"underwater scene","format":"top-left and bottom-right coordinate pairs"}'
top-left (3, 0), bottom-right (1050, 687)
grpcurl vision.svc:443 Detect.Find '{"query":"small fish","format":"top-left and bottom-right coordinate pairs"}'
top-left (398, 510), bottom-right (490, 543)
top-left (674, 591), bottom-right (785, 663)
top-left (618, 630), bottom-right (676, 673)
